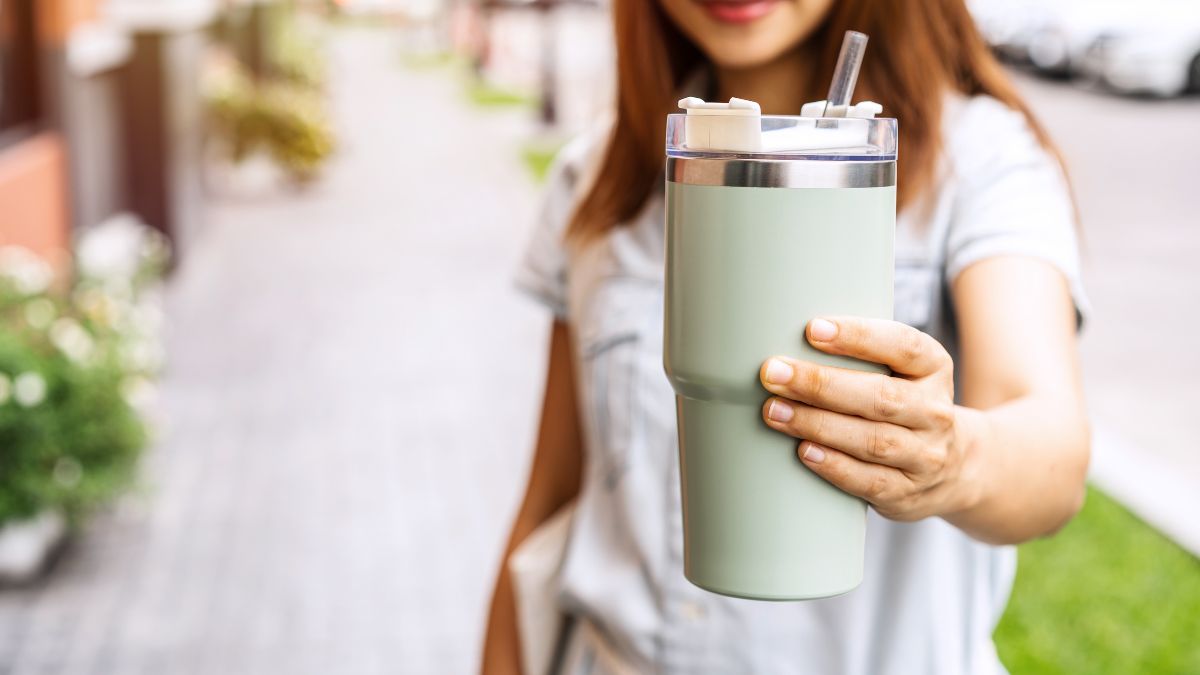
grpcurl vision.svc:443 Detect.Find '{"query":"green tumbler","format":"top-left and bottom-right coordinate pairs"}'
top-left (663, 108), bottom-right (898, 600)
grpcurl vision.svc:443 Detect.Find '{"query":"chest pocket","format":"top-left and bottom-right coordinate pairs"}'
top-left (893, 261), bottom-right (941, 330)
top-left (578, 276), bottom-right (661, 490)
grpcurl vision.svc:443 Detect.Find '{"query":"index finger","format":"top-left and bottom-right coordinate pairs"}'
top-left (806, 316), bottom-right (950, 378)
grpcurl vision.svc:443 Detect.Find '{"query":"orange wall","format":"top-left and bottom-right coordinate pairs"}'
top-left (36, 0), bottom-right (100, 45)
top-left (0, 0), bottom-right (100, 265)
top-left (0, 133), bottom-right (71, 266)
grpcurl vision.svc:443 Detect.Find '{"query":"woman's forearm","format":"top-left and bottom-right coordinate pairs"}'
top-left (944, 394), bottom-right (1090, 545)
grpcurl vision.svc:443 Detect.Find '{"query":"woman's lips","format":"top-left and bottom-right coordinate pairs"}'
top-left (698, 0), bottom-right (781, 24)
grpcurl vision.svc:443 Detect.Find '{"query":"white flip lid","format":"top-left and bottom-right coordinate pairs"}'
top-left (677, 97), bottom-right (763, 152)
top-left (678, 97), bottom-right (761, 115)
top-left (675, 97), bottom-right (887, 154)
top-left (800, 100), bottom-right (883, 119)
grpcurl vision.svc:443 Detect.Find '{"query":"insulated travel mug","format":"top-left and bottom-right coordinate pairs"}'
top-left (663, 92), bottom-right (897, 600)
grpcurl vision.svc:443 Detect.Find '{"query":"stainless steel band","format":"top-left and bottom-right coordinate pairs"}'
top-left (666, 156), bottom-right (896, 189)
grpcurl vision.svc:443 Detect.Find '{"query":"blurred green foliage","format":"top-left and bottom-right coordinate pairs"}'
top-left (466, 80), bottom-right (536, 109)
top-left (206, 8), bottom-right (336, 182)
top-left (996, 487), bottom-right (1200, 674)
top-left (208, 73), bottom-right (337, 181)
top-left (400, 51), bottom-right (462, 71)
top-left (270, 20), bottom-right (327, 91)
top-left (520, 140), bottom-right (565, 182)
top-left (0, 240), bottom-right (163, 527)
top-left (0, 334), bottom-right (145, 526)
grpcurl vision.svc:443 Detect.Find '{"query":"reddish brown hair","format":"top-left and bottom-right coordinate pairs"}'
top-left (568, 0), bottom-right (1066, 238)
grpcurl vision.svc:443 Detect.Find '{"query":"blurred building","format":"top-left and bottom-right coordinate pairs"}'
top-left (0, 0), bottom-right (271, 266)
top-left (0, 0), bottom-right (76, 268)
top-left (448, 0), bottom-right (613, 134)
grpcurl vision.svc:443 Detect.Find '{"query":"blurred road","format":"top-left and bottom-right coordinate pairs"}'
top-left (0, 27), bottom-right (545, 674)
top-left (0, 24), bottom-right (1195, 675)
top-left (1012, 73), bottom-right (1200, 551)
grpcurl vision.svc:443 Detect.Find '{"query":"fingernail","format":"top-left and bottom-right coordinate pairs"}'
top-left (764, 358), bottom-right (793, 384)
top-left (767, 399), bottom-right (793, 423)
top-left (801, 442), bottom-right (827, 463)
top-left (809, 318), bottom-right (838, 342)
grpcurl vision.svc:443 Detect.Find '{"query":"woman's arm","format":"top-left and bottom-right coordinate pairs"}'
top-left (943, 256), bottom-right (1089, 542)
top-left (481, 320), bottom-right (584, 675)
top-left (757, 256), bottom-right (1090, 546)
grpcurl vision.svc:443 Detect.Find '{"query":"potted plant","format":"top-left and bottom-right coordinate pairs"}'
top-left (205, 60), bottom-right (337, 185)
top-left (0, 219), bottom-right (165, 584)
top-left (203, 7), bottom-right (336, 189)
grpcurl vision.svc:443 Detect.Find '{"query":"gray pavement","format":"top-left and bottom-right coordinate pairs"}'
top-left (0, 24), bottom-right (1197, 675)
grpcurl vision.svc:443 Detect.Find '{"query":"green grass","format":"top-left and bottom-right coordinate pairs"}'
top-left (465, 80), bottom-right (536, 109)
top-left (995, 487), bottom-right (1200, 674)
top-left (330, 12), bottom-right (393, 29)
top-left (399, 51), bottom-right (462, 71)
top-left (520, 139), bottom-right (566, 182)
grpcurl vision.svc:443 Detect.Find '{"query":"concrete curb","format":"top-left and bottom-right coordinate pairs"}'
top-left (1089, 424), bottom-right (1200, 557)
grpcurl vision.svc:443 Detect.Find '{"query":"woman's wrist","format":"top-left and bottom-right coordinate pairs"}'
top-left (942, 406), bottom-right (992, 520)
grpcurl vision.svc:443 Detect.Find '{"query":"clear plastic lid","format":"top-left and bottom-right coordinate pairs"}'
top-left (666, 114), bottom-right (897, 161)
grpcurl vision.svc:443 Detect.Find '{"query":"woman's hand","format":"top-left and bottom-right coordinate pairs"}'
top-left (759, 316), bottom-right (984, 522)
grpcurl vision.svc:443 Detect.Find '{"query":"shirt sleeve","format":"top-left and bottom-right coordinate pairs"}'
top-left (944, 97), bottom-right (1091, 328)
top-left (513, 135), bottom-right (594, 320)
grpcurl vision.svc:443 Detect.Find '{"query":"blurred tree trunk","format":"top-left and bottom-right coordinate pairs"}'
top-left (538, 0), bottom-right (557, 128)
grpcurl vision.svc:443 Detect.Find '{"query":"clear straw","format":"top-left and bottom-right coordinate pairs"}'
top-left (825, 31), bottom-right (868, 116)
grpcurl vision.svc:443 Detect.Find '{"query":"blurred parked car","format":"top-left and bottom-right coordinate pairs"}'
top-left (1022, 1), bottom-right (1133, 76)
top-left (1081, 27), bottom-right (1200, 97)
top-left (968, 0), bottom-right (1051, 63)
top-left (970, 0), bottom-right (1200, 97)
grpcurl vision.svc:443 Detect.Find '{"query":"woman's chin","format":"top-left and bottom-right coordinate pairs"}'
top-left (703, 40), bottom-right (796, 71)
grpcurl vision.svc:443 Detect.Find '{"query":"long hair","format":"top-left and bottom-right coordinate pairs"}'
top-left (567, 0), bottom-right (1067, 238)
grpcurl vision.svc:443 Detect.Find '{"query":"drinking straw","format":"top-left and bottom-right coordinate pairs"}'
top-left (825, 31), bottom-right (868, 117)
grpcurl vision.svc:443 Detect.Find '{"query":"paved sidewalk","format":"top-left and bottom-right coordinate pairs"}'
top-left (0, 27), bottom-right (546, 674)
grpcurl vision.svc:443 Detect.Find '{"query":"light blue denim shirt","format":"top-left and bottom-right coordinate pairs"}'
top-left (515, 95), bottom-right (1088, 675)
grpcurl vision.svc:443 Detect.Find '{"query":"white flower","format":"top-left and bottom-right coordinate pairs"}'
top-left (121, 337), bottom-right (164, 373)
top-left (139, 228), bottom-right (170, 270)
top-left (0, 246), bottom-right (53, 295)
top-left (101, 277), bottom-right (134, 304)
top-left (121, 376), bottom-right (158, 412)
top-left (23, 298), bottom-right (56, 330)
top-left (0, 373), bottom-right (11, 405)
top-left (53, 457), bottom-right (83, 489)
top-left (130, 302), bottom-right (165, 337)
top-left (74, 287), bottom-right (120, 328)
top-left (75, 214), bottom-right (147, 282)
top-left (50, 317), bottom-right (95, 364)
top-left (13, 372), bottom-right (47, 407)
